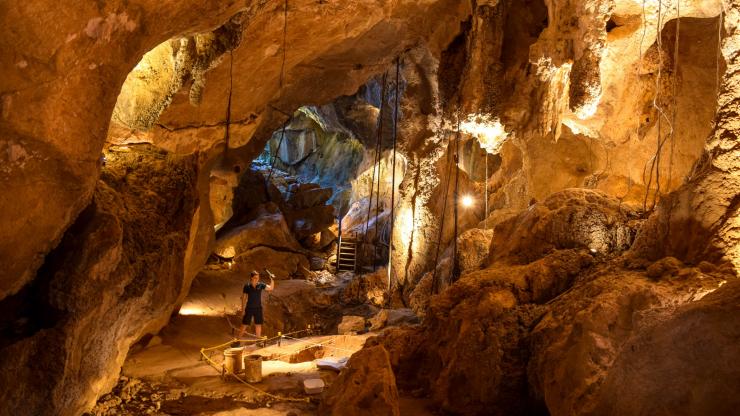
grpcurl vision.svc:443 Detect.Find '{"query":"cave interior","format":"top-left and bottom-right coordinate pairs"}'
top-left (1, 0), bottom-right (739, 415)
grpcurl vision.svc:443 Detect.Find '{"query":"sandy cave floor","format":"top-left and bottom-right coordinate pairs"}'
top-left (87, 270), bottom-right (434, 416)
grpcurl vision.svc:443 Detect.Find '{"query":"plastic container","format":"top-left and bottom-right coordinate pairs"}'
top-left (303, 378), bottom-right (325, 394)
top-left (223, 347), bottom-right (244, 379)
top-left (244, 354), bottom-right (263, 383)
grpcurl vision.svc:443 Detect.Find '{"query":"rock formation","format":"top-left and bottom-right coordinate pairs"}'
top-left (319, 345), bottom-right (400, 416)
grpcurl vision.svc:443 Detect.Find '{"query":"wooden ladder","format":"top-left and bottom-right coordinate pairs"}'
top-left (336, 232), bottom-right (358, 273)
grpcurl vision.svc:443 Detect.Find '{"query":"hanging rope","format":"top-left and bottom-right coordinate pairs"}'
top-left (627, 0), bottom-right (649, 203)
top-left (449, 111), bottom-right (461, 285)
top-left (641, 0), bottom-right (662, 213)
top-left (641, 0), bottom-right (676, 213)
top-left (716, 0), bottom-right (724, 97)
top-left (265, 0), bottom-right (290, 188)
top-left (430, 134), bottom-right (456, 295)
top-left (279, 0), bottom-right (288, 90)
top-left (651, 0), bottom-right (666, 211)
top-left (372, 166), bottom-right (383, 271)
top-left (387, 57), bottom-right (401, 300)
top-left (224, 51), bottom-right (234, 148)
top-left (373, 75), bottom-right (388, 271)
top-left (484, 151), bottom-right (489, 230)
top-left (668, 0), bottom-right (680, 189)
top-left (364, 73), bottom-right (388, 247)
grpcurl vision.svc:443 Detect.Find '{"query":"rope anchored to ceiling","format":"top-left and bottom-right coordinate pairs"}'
top-left (265, 0), bottom-right (291, 188)
top-left (639, 0), bottom-right (681, 214)
top-left (363, 72), bottom-right (388, 272)
top-left (450, 111), bottom-right (462, 286)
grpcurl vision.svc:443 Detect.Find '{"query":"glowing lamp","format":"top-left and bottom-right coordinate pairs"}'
top-left (461, 195), bottom-right (474, 208)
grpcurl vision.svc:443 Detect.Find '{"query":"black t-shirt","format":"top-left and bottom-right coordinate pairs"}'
top-left (243, 282), bottom-right (267, 309)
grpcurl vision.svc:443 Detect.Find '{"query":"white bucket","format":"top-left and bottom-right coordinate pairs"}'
top-left (223, 347), bottom-right (244, 379)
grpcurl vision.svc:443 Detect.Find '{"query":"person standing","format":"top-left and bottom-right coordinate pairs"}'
top-left (238, 270), bottom-right (274, 338)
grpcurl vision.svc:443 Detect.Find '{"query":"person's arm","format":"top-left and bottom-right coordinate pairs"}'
top-left (240, 292), bottom-right (247, 312)
top-left (266, 276), bottom-right (275, 292)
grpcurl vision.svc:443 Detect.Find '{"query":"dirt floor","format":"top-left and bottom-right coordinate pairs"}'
top-left (86, 270), bottom-right (432, 415)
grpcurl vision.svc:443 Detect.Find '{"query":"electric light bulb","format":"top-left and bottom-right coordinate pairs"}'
top-left (461, 195), bottom-right (474, 207)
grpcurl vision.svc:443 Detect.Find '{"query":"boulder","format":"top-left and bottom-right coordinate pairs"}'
top-left (302, 228), bottom-right (337, 251)
top-left (226, 169), bottom-right (286, 229)
top-left (209, 170), bottom-right (238, 230)
top-left (527, 263), bottom-right (729, 416)
top-left (213, 212), bottom-right (301, 259)
top-left (287, 205), bottom-right (335, 239)
top-left (310, 257), bottom-right (326, 271)
top-left (235, 247), bottom-right (309, 279)
top-left (586, 279), bottom-right (740, 416)
top-left (320, 226), bottom-right (338, 248)
top-left (645, 256), bottom-right (683, 279)
top-left (369, 308), bottom-right (418, 331)
top-left (337, 315), bottom-right (366, 334)
top-left (490, 189), bottom-right (641, 264)
top-left (319, 346), bottom-right (400, 416)
top-left (341, 269), bottom-right (389, 307)
top-left (301, 232), bottom-right (323, 250)
top-left (408, 256), bottom-right (452, 318)
top-left (375, 250), bottom-right (595, 415)
top-left (288, 185), bottom-right (333, 209)
top-left (457, 228), bottom-right (494, 273)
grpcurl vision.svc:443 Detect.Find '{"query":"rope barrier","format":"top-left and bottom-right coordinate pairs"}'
top-left (198, 347), bottom-right (310, 403)
top-left (197, 327), bottom-right (359, 404)
top-left (197, 325), bottom-right (319, 403)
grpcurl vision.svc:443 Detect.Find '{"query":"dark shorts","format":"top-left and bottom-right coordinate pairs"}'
top-left (242, 308), bottom-right (264, 325)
